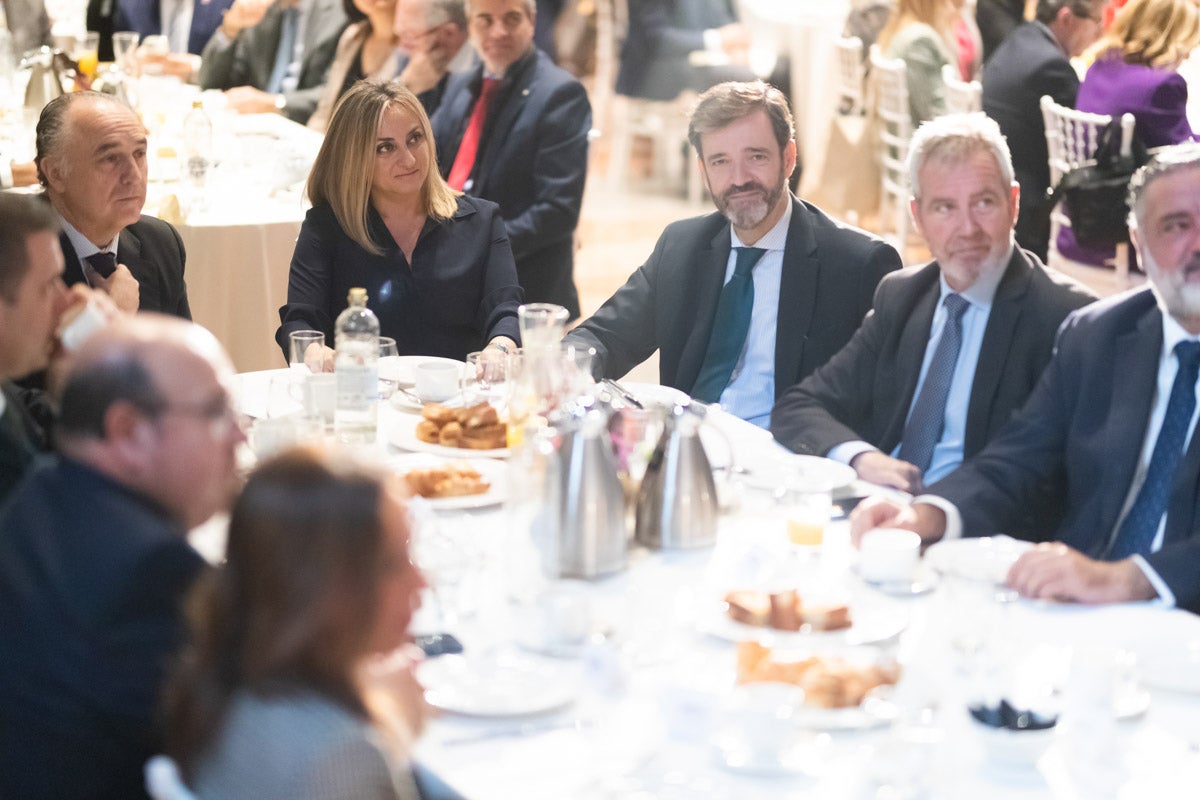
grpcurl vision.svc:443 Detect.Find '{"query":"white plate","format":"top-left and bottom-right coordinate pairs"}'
top-left (735, 453), bottom-right (857, 494)
top-left (389, 418), bottom-right (510, 459)
top-left (390, 389), bottom-right (467, 413)
top-left (1136, 640), bottom-right (1200, 694)
top-left (699, 601), bottom-right (907, 647)
top-left (380, 355), bottom-right (464, 388)
top-left (389, 454), bottom-right (508, 510)
top-left (924, 535), bottom-right (1034, 584)
top-left (418, 653), bottom-right (580, 717)
top-left (854, 563), bottom-right (940, 597)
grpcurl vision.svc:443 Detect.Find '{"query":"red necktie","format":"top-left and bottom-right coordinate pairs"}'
top-left (447, 77), bottom-right (500, 191)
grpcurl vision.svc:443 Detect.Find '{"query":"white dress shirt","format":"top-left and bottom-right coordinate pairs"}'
top-left (58, 215), bottom-right (119, 288)
top-left (717, 200), bottom-right (791, 428)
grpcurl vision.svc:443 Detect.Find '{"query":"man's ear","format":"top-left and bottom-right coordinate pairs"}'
top-left (40, 156), bottom-right (66, 194)
top-left (103, 401), bottom-right (157, 468)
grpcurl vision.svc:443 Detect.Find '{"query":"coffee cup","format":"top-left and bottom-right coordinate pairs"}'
top-left (859, 529), bottom-right (921, 584)
top-left (414, 362), bottom-right (459, 403)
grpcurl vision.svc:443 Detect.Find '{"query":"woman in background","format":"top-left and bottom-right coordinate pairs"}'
top-left (876, 0), bottom-right (958, 126)
top-left (308, 0), bottom-right (405, 133)
top-left (1058, 0), bottom-right (1200, 264)
top-left (278, 80), bottom-right (521, 365)
top-left (165, 448), bottom-right (429, 798)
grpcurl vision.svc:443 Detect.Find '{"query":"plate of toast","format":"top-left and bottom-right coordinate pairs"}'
top-left (390, 402), bottom-right (510, 458)
top-left (699, 588), bottom-right (908, 647)
top-left (391, 454), bottom-right (507, 510)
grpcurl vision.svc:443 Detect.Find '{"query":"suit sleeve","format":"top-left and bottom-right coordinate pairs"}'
top-left (771, 301), bottom-right (887, 456)
top-left (1144, 539), bottom-right (1200, 613)
top-left (198, 28), bottom-right (241, 90)
top-left (564, 240), bottom-right (665, 381)
top-left (502, 81), bottom-right (591, 262)
top-left (276, 209), bottom-right (338, 359)
top-left (476, 211), bottom-right (523, 344)
top-left (1045, 55), bottom-right (1080, 109)
top-left (168, 222), bottom-right (192, 320)
top-left (630, 0), bottom-right (713, 58)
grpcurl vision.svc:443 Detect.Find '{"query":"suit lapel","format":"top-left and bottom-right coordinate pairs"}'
top-left (1096, 308), bottom-right (1163, 535)
top-left (118, 226), bottom-right (142, 269)
top-left (880, 273), bottom-right (939, 449)
top-left (58, 233), bottom-right (85, 288)
top-left (474, 52), bottom-right (534, 196)
top-left (676, 225), bottom-right (732, 393)
top-left (773, 199), bottom-right (819, 396)
top-left (964, 250), bottom-right (1031, 455)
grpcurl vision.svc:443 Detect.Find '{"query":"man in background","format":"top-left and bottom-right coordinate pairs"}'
top-left (394, 0), bottom-right (473, 116)
top-left (0, 315), bottom-right (244, 800)
top-left (568, 81), bottom-right (900, 428)
top-left (431, 0), bottom-right (590, 317)
top-left (36, 91), bottom-right (191, 318)
top-left (982, 0), bottom-right (1105, 259)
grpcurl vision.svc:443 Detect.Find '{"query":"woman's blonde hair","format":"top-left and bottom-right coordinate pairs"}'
top-left (1094, 0), bottom-right (1200, 68)
top-left (306, 80), bottom-right (460, 254)
top-left (877, 0), bottom-right (955, 51)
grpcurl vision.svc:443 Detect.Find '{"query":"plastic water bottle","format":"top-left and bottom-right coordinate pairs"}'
top-left (182, 99), bottom-right (212, 199)
top-left (334, 287), bottom-right (380, 443)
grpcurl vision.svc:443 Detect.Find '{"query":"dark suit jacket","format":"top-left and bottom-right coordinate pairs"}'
top-left (0, 382), bottom-right (43, 507)
top-left (975, 0), bottom-right (1023, 63)
top-left (0, 458), bottom-right (206, 800)
top-left (928, 288), bottom-right (1200, 612)
top-left (115, 0), bottom-right (234, 55)
top-left (615, 0), bottom-right (754, 101)
top-left (771, 248), bottom-right (1097, 461)
top-left (197, 0), bottom-right (346, 124)
top-left (431, 47), bottom-right (590, 319)
top-left (277, 195), bottom-right (523, 361)
top-left (982, 21), bottom-right (1078, 257)
top-left (59, 214), bottom-right (192, 319)
top-left (565, 197), bottom-right (902, 398)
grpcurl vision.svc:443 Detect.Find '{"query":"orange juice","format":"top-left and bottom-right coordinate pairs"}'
top-left (77, 52), bottom-right (99, 80)
top-left (787, 518), bottom-right (824, 546)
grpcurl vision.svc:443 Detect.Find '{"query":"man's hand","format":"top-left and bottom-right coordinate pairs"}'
top-left (398, 46), bottom-right (446, 95)
top-left (851, 450), bottom-right (923, 493)
top-left (849, 496), bottom-right (947, 547)
top-left (1006, 543), bottom-right (1158, 605)
top-left (220, 0), bottom-right (275, 39)
top-left (715, 22), bottom-right (750, 57)
top-left (137, 52), bottom-right (199, 80)
top-left (94, 264), bottom-right (140, 314)
top-left (224, 86), bottom-right (284, 115)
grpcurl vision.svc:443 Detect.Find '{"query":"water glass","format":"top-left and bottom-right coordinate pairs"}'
top-left (461, 350), bottom-right (507, 406)
top-left (377, 336), bottom-right (399, 400)
top-left (516, 302), bottom-right (568, 350)
top-left (112, 31), bottom-right (140, 74)
top-left (288, 330), bottom-right (325, 374)
top-left (561, 343), bottom-right (596, 399)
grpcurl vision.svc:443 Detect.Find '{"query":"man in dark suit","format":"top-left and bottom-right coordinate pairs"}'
top-left (771, 114), bottom-right (1095, 492)
top-left (567, 81), bottom-right (901, 428)
top-left (431, 0), bottom-right (589, 318)
top-left (198, 0), bottom-right (346, 123)
top-left (0, 314), bottom-right (244, 800)
top-left (852, 144), bottom-right (1200, 613)
top-left (982, 0), bottom-right (1104, 259)
top-left (35, 92), bottom-right (191, 319)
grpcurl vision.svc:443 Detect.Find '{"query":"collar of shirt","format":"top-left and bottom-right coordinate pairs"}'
top-left (718, 199), bottom-right (793, 428)
top-left (58, 214), bottom-right (118, 287)
top-left (448, 42), bottom-right (476, 74)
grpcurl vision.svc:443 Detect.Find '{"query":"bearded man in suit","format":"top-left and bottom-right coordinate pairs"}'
top-left (566, 80), bottom-right (901, 428)
top-left (35, 92), bottom-right (191, 319)
top-left (771, 113), bottom-right (1096, 493)
top-left (852, 143), bottom-right (1200, 614)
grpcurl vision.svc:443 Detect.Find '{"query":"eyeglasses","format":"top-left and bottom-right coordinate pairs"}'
top-left (157, 396), bottom-right (247, 439)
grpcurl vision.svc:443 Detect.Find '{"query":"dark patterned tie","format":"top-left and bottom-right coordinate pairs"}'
top-left (897, 293), bottom-right (970, 472)
top-left (85, 251), bottom-right (117, 279)
top-left (691, 246), bottom-right (767, 403)
top-left (1109, 340), bottom-right (1200, 560)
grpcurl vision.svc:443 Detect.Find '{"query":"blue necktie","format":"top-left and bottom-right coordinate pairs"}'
top-left (691, 246), bottom-right (766, 403)
top-left (266, 6), bottom-right (299, 95)
top-left (1108, 341), bottom-right (1200, 560)
top-left (897, 293), bottom-right (970, 473)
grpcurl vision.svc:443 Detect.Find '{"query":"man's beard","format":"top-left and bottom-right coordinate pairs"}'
top-left (713, 171), bottom-right (786, 230)
top-left (1144, 245), bottom-right (1200, 323)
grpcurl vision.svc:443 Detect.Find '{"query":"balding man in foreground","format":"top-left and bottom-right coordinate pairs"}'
top-left (0, 315), bottom-right (244, 800)
top-left (853, 144), bottom-right (1200, 614)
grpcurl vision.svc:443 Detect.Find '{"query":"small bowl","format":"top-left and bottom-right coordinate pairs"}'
top-left (969, 715), bottom-right (1056, 768)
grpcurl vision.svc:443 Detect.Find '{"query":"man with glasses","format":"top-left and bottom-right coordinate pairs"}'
top-left (0, 314), bottom-right (244, 800)
top-left (393, 0), bottom-right (473, 117)
top-left (982, 0), bottom-right (1106, 259)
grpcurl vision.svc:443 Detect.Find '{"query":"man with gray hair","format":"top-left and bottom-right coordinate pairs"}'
top-left (393, 0), bottom-right (473, 116)
top-left (852, 142), bottom-right (1200, 612)
top-left (772, 113), bottom-right (1095, 492)
top-left (0, 314), bottom-right (243, 799)
top-left (568, 80), bottom-right (900, 427)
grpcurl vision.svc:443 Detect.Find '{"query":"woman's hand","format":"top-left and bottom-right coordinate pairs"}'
top-left (363, 644), bottom-right (432, 742)
top-left (305, 342), bottom-right (336, 373)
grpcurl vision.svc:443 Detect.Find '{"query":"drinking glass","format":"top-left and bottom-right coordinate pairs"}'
top-left (112, 31), bottom-right (140, 75)
top-left (288, 330), bottom-right (324, 374)
top-left (516, 302), bottom-right (568, 349)
top-left (377, 336), bottom-right (400, 400)
top-left (74, 32), bottom-right (100, 81)
top-left (461, 350), bottom-right (507, 407)
top-left (561, 343), bottom-right (596, 400)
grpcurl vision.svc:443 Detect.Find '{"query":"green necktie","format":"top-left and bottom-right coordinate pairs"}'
top-left (691, 246), bottom-right (766, 403)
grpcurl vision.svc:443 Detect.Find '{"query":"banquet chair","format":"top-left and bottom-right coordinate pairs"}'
top-left (941, 64), bottom-right (981, 115)
top-left (869, 46), bottom-right (912, 253)
top-left (145, 755), bottom-right (199, 800)
top-left (1040, 95), bottom-right (1139, 293)
top-left (834, 36), bottom-right (867, 116)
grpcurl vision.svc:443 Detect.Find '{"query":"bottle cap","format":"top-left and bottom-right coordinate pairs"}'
top-left (347, 287), bottom-right (368, 305)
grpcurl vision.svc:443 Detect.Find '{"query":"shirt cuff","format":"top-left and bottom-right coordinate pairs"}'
top-left (913, 494), bottom-right (962, 540)
top-left (211, 28), bottom-right (233, 48)
top-left (1131, 554), bottom-right (1175, 607)
top-left (827, 440), bottom-right (876, 468)
top-left (0, 158), bottom-right (13, 190)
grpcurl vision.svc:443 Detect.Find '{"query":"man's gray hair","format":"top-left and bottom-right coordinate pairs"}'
top-left (35, 91), bottom-right (132, 187)
top-left (430, 0), bottom-right (466, 27)
top-left (1127, 142), bottom-right (1200, 230)
top-left (906, 112), bottom-right (1014, 198)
